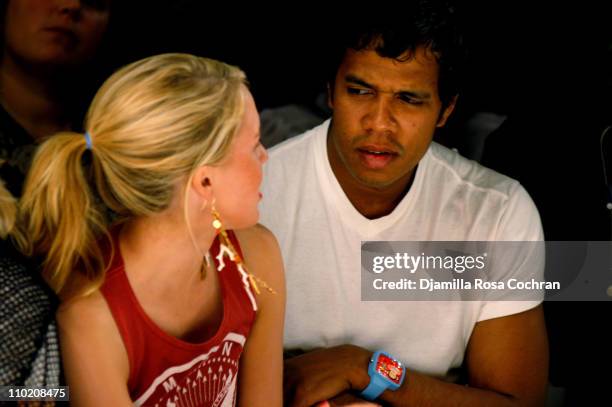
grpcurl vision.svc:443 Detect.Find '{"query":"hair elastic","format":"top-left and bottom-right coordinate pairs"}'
top-left (84, 131), bottom-right (93, 150)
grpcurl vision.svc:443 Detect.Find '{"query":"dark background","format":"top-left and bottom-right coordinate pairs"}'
top-left (101, 1), bottom-right (612, 115)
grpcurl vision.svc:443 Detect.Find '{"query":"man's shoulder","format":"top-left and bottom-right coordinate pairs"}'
top-left (426, 141), bottom-right (521, 199)
top-left (424, 142), bottom-right (542, 241)
top-left (260, 122), bottom-right (329, 223)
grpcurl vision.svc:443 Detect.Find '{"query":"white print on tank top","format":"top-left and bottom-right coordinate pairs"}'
top-left (216, 243), bottom-right (258, 312)
top-left (134, 333), bottom-right (246, 407)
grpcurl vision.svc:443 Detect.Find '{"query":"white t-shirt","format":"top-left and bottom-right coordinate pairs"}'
top-left (259, 119), bottom-right (543, 380)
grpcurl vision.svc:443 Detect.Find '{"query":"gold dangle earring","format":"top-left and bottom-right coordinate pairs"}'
top-left (200, 252), bottom-right (212, 280)
top-left (212, 206), bottom-right (223, 231)
top-left (198, 198), bottom-right (212, 280)
top-left (200, 257), bottom-right (206, 280)
top-left (210, 201), bottom-right (276, 295)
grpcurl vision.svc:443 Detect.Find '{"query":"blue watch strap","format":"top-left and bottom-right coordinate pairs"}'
top-left (360, 374), bottom-right (387, 401)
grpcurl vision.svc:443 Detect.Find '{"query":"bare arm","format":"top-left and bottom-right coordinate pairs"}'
top-left (57, 291), bottom-right (133, 406)
top-left (286, 306), bottom-right (548, 407)
top-left (236, 224), bottom-right (286, 407)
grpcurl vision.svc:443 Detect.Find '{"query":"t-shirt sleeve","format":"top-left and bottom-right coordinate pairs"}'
top-left (477, 182), bottom-right (545, 322)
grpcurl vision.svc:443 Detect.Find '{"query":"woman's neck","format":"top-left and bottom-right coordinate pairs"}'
top-left (118, 214), bottom-right (218, 288)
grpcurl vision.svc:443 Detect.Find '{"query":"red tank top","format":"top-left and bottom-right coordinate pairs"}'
top-left (100, 231), bottom-right (257, 407)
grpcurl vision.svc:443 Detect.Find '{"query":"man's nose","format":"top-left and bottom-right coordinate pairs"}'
top-left (363, 96), bottom-right (397, 135)
top-left (55, 0), bottom-right (83, 21)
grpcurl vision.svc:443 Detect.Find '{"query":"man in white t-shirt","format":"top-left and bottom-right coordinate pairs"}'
top-left (259, 5), bottom-right (548, 406)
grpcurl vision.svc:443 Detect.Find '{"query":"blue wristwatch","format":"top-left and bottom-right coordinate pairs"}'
top-left (360, 350), bottom-right (406, 401)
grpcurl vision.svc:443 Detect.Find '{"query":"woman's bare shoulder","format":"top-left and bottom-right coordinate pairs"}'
top-left (57, 289), bottom-right (130, 385)
top-left (234, 224), bottom-right (285, 298)
top-left (57, 289), bottom-right (122, 346)
top-left (234, 223), bottom-right (277, 249)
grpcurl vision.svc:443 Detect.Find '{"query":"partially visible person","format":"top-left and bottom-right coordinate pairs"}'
top-left (16, 53), bottom-right (284, 406)
top-left (0, 167), bottom-right (60, 387)
top-left (260, 2), bottom-right (548, 406)
top-left (0, 0), bottom-right (111, 196)
top-left (0, 0), bottom-right (110, 388)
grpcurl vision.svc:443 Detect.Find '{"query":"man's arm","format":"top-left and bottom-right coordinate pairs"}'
top-left (285, 305), bottom-right (548, 407)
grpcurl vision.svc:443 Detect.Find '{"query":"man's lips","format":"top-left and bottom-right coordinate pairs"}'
top-left (356, 146), bottom-right (398, 169)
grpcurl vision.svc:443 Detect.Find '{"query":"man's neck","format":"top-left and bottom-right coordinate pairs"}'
top-left (0, 54), bottom-right (72, 141)
top-left (327, 133), bottom-right (416, 219)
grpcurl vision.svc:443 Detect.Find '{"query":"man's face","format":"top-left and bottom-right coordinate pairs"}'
top-left (4, 0), bottom-right (110, 67)
top-left (328, 47), bottom-right (455, 191)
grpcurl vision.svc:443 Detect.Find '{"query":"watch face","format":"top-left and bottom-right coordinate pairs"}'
top-left (376, 354), bottom-right (403, 384)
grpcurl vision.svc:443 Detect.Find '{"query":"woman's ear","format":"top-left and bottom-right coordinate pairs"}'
top-left (191, 166), bottom-right (214, 201)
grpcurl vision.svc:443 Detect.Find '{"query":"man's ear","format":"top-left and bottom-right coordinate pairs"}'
top-left (191, 166), bottom-right (213, 201)
top-left (436, 95), bottom-right (458, 128)
top-left (327, 82), bottom-right (334, 109)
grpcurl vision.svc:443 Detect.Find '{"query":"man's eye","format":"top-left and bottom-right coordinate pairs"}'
top-left (347, 87), bottom-right (371, 96)
top-left (398, 95), bottom-right (423, 105)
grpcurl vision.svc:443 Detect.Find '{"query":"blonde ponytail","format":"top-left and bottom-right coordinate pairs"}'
top-left (19, 132), bottom-right (108, 295)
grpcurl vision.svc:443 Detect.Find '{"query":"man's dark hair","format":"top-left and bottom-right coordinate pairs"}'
top-left (327, 0), bottom-right (465, 108)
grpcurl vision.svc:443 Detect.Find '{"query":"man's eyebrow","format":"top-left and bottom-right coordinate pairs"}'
top-left (345, 75), bottom-right (375, 89)
top-left (345, 74), bottom-right (431, 100)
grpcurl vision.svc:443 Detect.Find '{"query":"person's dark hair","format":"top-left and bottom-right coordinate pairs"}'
top-left (327, 0), bottom-right (465, 108)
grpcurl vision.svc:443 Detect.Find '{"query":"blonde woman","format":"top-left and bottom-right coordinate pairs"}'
top-left (17, 54), bottom-right (284, 406)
